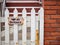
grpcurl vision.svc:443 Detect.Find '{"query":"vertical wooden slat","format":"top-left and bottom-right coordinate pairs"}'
top-left (36, 16), bottom-right (39, 31)
top-left (5, 8), bottom-right (9, 45)
top-left (35, 16), bottom-right (39, 45)
top-left (22, 8), bottom-right (27, 45)
top-left (38, 7), bottom-right (44, 45)
top-left (13, 8), bottom-right (18, 45)
top-left (31, 8), bottom-right (35, 45)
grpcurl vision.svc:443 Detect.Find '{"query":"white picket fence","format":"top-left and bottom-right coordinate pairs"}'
top-left (1, 7), bottom-right (44, 45)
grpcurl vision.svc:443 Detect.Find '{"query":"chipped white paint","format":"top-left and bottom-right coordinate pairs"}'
top-left (13, 8), bottom-right (18, 45)
top-left (5, 8), bottom-right (9, 45)
top-left (31, 8), bottom-right (35, 45)
top-left (38, 7), bottom-right (44, 45)
top-left (22, 8), bottom-right (27, 45)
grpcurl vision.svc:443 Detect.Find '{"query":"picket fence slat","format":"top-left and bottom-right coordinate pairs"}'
top-left (5, 8), bottom-right (9, 45)
top-left (13, 8), bottom-right (18, 45)
top-left (22, 8), bottom-right (27, 45)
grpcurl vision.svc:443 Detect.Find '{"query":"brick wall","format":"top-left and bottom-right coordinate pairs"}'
top-left (44, 0), bottom-right (60, 45)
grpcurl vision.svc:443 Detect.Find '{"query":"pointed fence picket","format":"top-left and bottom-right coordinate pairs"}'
top-left (22, 8), bottom-right (27, 45)
top-left (13, 8), bottom-right (19, 45)
top-left (31, 8), bottom-right (35, 45)
top-left (38, 7), bottom-right (44, 45)
top-left (5, 8), bottom-right (9, 45)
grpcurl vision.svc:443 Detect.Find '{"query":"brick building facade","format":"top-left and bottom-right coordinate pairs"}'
top-left (44, 0), bottom-right (60, 45)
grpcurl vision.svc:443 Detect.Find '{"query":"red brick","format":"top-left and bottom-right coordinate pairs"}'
top-left (45, 31), bottom-right (60, 36)
top-left (57, 1), bottom-right (60, 5)
top-left (57, 20), bottom-right (60, 23)
top-left (50, 24), bottom-right (57, 27)
top-left (44, 40), bottom-right (49, 45)
top-left (50, 41), bottom-right (60, 45)
top-left (56, 36), bottom-right (60, 41)
top-left (50, 32), bottom-right (60, 36)
top-left (45, 10), bottom-right (56, 15)
top-left (57, 6), bottom-right (60, 9)
top-left (57, 24), bottom-right (60, 27)
top-left (44, 0), bottom-right (60, 45)
top-left (45, 14), bottom-right (56, 16)
top-left (44, 24), bottom-right (50, 27)
top-left (45, 20), bottom-right (56, 23)
top-left (45, 15), bottom-right (50, 20)
top-left (44, 28), bottom-right (56, 32)
top-left (57, 9), bottom-right (60, 14)
top-left (44, 1), bottom-right (56, 6)
top-left (54, 24), bottom-right (60, 28)
top-left (45, 6), bottom-right (58, 10)
top-left (45, 37), bottom-right (56, 40)
top-left (57, 28), bottom-right (60, 31)
top-left (51, 15), bottom-right (60, 19)
top-left (44, 32), bottom-right (51, 36)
